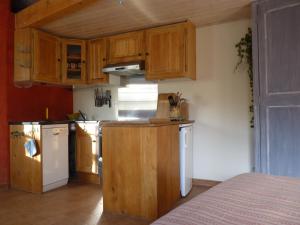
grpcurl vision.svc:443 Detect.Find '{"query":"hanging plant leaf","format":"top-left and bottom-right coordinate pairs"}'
top-left (235, 28), bottom-right (254, 128)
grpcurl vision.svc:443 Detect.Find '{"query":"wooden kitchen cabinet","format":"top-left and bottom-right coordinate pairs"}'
top-left (10, 125), bottom-right (42, 193)
top-left (102, 124), bottom-right (180, 219)
top-left (62, 39), bottom-right (87, 85)
top-left (107, 31), bottom-right (145, 64)
top-left (76, 123), bottom-right (100, 184)
top-left (14, 22), bottom-right (196, 86)
top-left (14, 29), bottom-right (61, 84)
top-left (32, 30), bottom-right (61, 83)
top-left (88, 38), bottom-right (109, 84)
top-left (145, 21), bottom-right (196, 80)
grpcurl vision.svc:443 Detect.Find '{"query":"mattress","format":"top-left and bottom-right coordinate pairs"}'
top-left (152, 173), bottom-right (300, 225)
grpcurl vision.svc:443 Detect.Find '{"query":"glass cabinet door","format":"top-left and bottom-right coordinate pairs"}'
top-left (62, 40), bottom-right (86, 85)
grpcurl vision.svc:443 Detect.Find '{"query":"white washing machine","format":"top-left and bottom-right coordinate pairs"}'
top-left (179, 123), bottom-right (193, 197)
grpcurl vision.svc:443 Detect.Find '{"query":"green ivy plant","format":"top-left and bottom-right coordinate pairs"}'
top-left (235, 28), bottom-right (254, 128)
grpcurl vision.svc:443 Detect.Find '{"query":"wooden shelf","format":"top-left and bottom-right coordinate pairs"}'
top-left (67, 56), bottom-right (81, 60)
top-left (68, 68), bottom-right (81, 72)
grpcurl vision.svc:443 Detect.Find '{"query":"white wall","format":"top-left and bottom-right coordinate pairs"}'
top-left (73, 19), bottom-right (254, 181)
top-left (73, 86), bottom-right (118, 121)
top-left (159, 19), bottom-right (253, 181)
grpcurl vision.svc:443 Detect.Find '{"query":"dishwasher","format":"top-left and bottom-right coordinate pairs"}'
top-left (179, 123), bottom-right (193, 197)
top-left (42, 124), bottom-right (69, 192)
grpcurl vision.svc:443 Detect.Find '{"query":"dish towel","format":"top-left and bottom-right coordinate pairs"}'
top-left (24, 139), bottom-right (37, 157)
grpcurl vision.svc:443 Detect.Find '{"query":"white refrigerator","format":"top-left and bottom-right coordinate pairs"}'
top-left (179, 123), bottom-right (193, 197)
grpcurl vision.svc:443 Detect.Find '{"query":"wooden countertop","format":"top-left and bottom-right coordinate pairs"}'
top-left (100, 120), bottom-right (194, 127)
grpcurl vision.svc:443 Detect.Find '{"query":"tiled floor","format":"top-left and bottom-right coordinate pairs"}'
top-left (0, 183), bottom-right (209, 225)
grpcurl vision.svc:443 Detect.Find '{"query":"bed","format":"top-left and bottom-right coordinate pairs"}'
top-left (152, 173), bottom-right (300, 225)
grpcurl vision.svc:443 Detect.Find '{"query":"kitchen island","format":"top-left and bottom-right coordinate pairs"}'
top-left (102, 121), bottom-right (192, 220)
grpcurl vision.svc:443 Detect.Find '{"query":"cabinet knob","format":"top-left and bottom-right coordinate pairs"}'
top-left (145, 52), bottom-right (149, 56)
top-left (138, 53), bottom-right (142, 56)
top-left (102, 58), bottom-right (106, 62)
top-left (82, 60), bottom-right (86, 64)
top-left (58, 59), bottom-right (61, 62)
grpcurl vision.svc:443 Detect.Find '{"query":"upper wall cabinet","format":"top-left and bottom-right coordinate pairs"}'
top-left (14, 28), bottom-right (32, 83)
top-left (14, 21), bottom-right (196, 86)
top-left (32, 30), bottom-right (61, 84)
top-left (107, 31), bottom-right (145, 64)
top-left (14, 29), bottom-right (62, 84)
top-left (62, 39), bottom-right (87, 85)
top-left (88, 38), bottom-right (109, 84)
top-left (145, 21), bottom-right (196, 80)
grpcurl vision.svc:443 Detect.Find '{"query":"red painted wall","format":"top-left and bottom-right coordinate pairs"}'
top-left (0, 1), bottom-right (73, 185)
top-left (0, 1), bottom-right (10, 185)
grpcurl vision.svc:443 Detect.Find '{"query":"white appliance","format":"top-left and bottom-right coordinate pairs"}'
top-left (42, 124), bottom-right (69, 192)
top-left (179, 123), bottom-right (193, 197)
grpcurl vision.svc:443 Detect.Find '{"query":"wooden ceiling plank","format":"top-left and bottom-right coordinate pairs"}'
top-left (37, 0), bottom-right (252, 39)
top-left (15, 0), bottom-right (97, 29)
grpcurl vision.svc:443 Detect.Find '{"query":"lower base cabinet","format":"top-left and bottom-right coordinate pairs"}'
top-left (75, 122), bottom-right (100, 184)
top-left (102, 124), bottom-right (180, 220)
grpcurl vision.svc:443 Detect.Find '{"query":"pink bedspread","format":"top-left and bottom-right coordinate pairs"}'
top-left (152, 173), bottom-right (300, 225)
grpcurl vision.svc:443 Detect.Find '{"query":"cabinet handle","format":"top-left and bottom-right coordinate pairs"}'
top-left (11, 131), bottom-right (25, 137)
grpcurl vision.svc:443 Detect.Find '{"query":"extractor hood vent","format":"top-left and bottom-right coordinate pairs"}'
top-left (102, 61), bottom-right (145, 76)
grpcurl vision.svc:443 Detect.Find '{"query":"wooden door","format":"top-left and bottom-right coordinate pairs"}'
top-left (76, 124), bottom-right (98, 174)
top-left (145, 23), bottom-right (186, 80)
top-left (62, 39), bottom-right (86, 85)
top-left (254, 0), bottom-right (300, 177)
top-left (32, 30), bottom-right (61, 83)
top-left (88, 38), bottom-right (109, 84)
top-left (107, 31), bottom-right (144, 64)
top-left (10, 125), bottom-right (42, 193)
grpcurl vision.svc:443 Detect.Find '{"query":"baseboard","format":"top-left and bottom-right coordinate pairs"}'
top-left (192, 179), bottom-right (221, 188)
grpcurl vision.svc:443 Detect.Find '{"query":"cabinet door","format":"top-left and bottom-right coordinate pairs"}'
top-left (145, 22), bottom-right (196, 80)
top-left (62, 39), bottom-right (87, 85)
top-left (76, 125), bottom-right (98, 174)
top-left (145, 23), bottom-right (185, 80)
top-left (32, 30), bottom-right (61, 83)
top-left (88, 39), bottom-right (109, 84)
top-left (10, 125), bottom-right (42, 193)
top-left (107, 31), bottom-right (144, 64)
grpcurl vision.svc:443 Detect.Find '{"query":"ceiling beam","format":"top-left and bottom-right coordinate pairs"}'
top-left (15, 0), bottom-right (97, 30)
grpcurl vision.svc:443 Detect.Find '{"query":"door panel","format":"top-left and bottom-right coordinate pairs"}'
top-left (107, 31), bottom-right (144, 64)
top-left (145, 24), bottom-right (185, 79)
top-left (32, 30), bottom-right (61, 83)
top-left (268, 107), bottom-right (300, 177)
top-left (88, 39), bottom-right (108, 84)
top-left (62, 39), bottom-right (87, 85)
top-left (255, 0), bottom-right (300, 177)
top-left (266, 4), bottom-right (300, 95)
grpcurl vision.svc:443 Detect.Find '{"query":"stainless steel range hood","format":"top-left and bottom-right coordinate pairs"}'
top-left (102, 61), bottom-right (145, 76)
